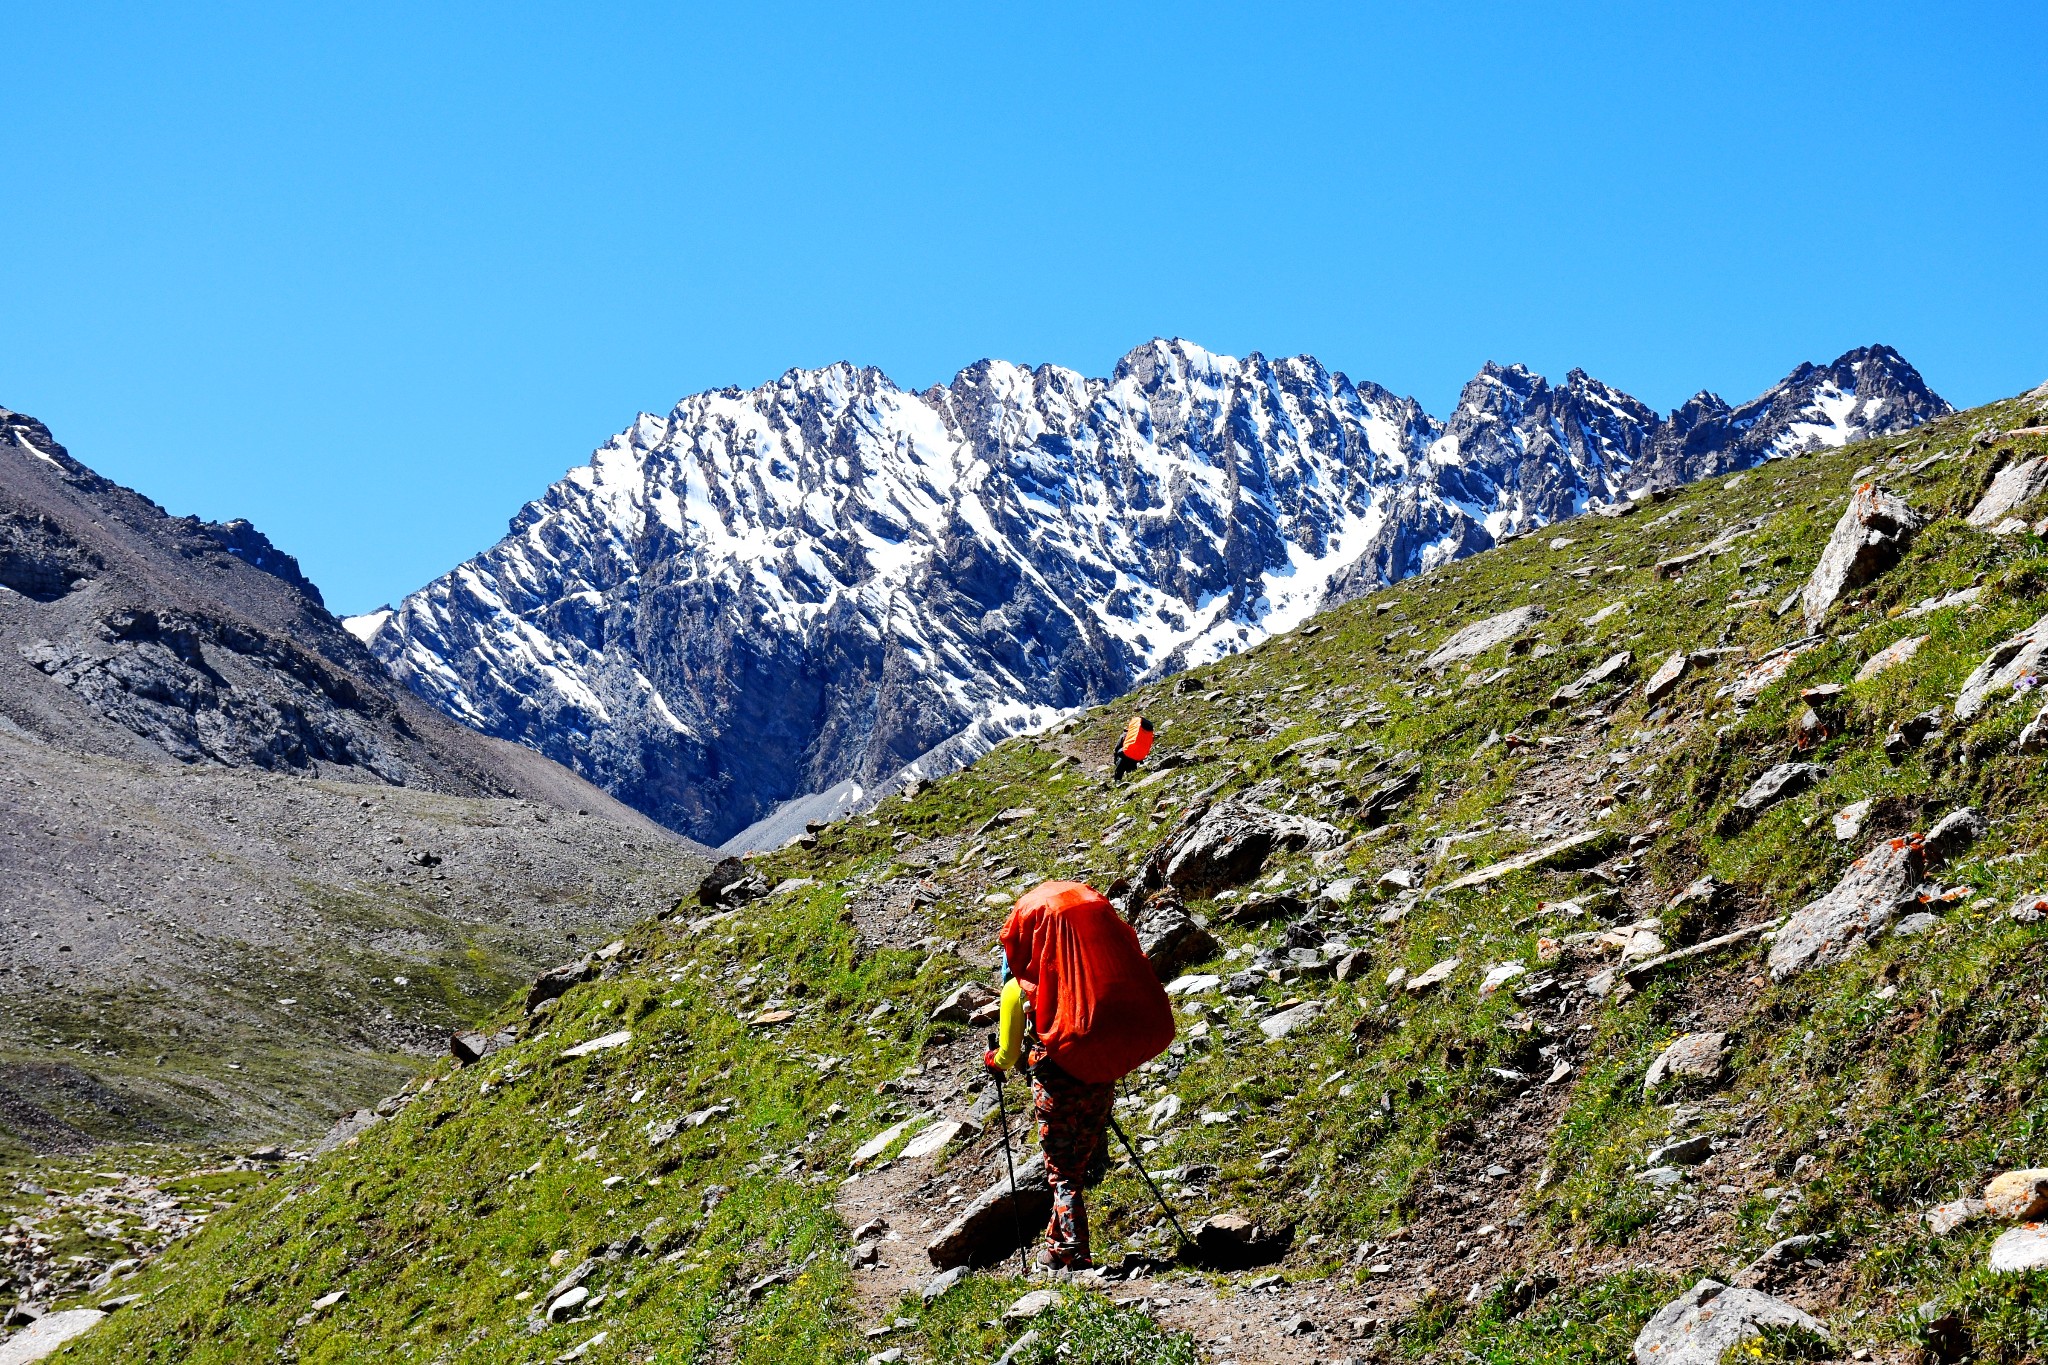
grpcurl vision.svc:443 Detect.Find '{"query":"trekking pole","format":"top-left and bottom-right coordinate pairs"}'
top-left (987, 1034), bottom-right (1031, 1278)
top-left (1104, 1112), bottom-right (1198, 1258)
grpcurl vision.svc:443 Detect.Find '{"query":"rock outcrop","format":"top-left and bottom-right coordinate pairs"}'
top-left (1967, 455), bottom-right (2048, 529)
top-left (1424, 606), bottom-right (1547, 669)
top-left (1149, 800), bottom-right (1343, 899)
top-left (1632, 1279), bottom-right (1829, 1365)
top-left (1769, 809), bottom-right (1984, 978)
top-left (925, 1153), bottom-right (1053, 1270)
top-left (1954, 609), bottom-right (2048, 720)
top-left (1800, 485), bottom-right (1927, 630)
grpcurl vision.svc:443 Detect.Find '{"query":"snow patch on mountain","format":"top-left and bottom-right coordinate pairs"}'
top-left (362, 340), bottom-right (1948, 845)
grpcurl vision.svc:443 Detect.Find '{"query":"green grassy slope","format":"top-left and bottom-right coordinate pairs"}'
top-left (40, 385), bottom-right (2048, 1363)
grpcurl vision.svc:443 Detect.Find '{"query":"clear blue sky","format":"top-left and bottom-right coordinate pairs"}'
top-left (4, 3), bottom-right (2043, 615)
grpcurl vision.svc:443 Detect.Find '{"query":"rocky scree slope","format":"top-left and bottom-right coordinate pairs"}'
top-left (354, 342), bottom-right (1947, 848)
top-left (42, 381), bottom-right (2048, 1365)
top-left (0, 408), bottom-right (712, 1151)
top-left (0, 732), bottom-right (708, 1154)
top-left (0, 406), bottom-right (643, 813)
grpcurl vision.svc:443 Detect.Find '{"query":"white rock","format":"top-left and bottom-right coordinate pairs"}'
top-left (1956, 609), bottom-right (2048, 720)
top-left (1260, 1002), bottom-right (1323, 1039)
top-left (1631, 1278), bottom-right (1829, 1365)
top-left (0, 1310), bottom-right (106, 1365)
top-left (1853, 634), bottom-right (1928, 682)
top-left (1478, 962), bottom-right (1527, 995)
top-left (1165, 974), bottom-right (1222, 996)
top-left (546, 1286), bottom-right (590, 1322)
top-left (560, 1030), bottom-right (632, 1059)
top-left (899, 1118), bottom-right (978, 1161)
top-left (1424, 606), bottom-right (1547, 668)
top-left (1831, 800), bottom-right (1871, 842)
top-left (1967, 455), bottom-right (2048, 529)
top-left (1989, 1224), bottom-right (2048, 1273)
top-left (848, 1117), bottom-right (919, 1169)
top-left (1406, 957), bottom-right (1461, 993)
top-left (1145, 1094), bottom-right (1183, 1129)
top-left (1004, 1288), bottom-right (1060, 1321)
top-left (1620, 930), bottom-right (1667, 963)
top-left (2021, 701), bottom-right (2048, 754)
top-left (560, 1330), bottom-right (608, 1360)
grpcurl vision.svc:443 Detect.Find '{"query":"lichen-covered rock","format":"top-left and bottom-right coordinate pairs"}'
top-left (1985, 1169), bottom-right (2048, 1221)
top-left (1632, 1279), bottom-right (1829, 1365)
top-left (1800, 484), bottom-right (1927, 630)
top-left (1769, 809), bottom-right (1982, 977)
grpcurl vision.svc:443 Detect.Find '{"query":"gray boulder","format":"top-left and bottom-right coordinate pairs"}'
top-left (450, 1026), bottom-right (516, 1067)
top-left (526, 955), bottom-right (596, 1013)
top-left (1424, 605), bottom-right (1547, 668)
top-left (926, 1153), bottom-right (1052, 1269)
top-left (1967, 455), bottom-right (2048, 529)
top-left (1800, 485), bottom-right (1927, 630)
top-left (1643, 1031), bottom-right (1728, 1094)
top-left (1769, 808), bottom-right (1982, 977)
top-left (697, 856), bottom-right (767, 906)
top-left (1955, 609), bottom-right (2048, 720)
top-left (311, 1108), bottom-right (381, 1156)
top-left (1551, 650), bottom-right (1632, 704)
top-left (1133, 897), bottom-right (1220, 981)
top-left (1153, 800), bottom-right (1343, 898)
top-left (1725, 762), bottom-right (1823, 831)
top-left (1632, 1279), bottom-right (1828, 1365)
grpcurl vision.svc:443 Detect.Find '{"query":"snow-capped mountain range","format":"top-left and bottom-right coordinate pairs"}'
top-left (349, 341), bottom-right (1948, 847)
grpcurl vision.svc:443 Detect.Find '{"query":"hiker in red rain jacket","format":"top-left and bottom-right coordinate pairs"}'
top-left (984, 880), bottom-right (1175, 1270)
top-left (1112, 714), bottom-right (1154, 783)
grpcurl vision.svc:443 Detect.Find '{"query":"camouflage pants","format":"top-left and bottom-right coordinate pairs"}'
top-left (1029, 1053), bottom-right (1116, 1268)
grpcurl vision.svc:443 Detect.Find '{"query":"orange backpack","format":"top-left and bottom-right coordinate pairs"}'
top-left (999, 881), bottom-right (1175, 1084)
top-left (1120, 715), bottom-right (1155, 762)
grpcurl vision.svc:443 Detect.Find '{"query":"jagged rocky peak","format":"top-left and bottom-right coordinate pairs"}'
top-left (1638, 344), bottom-right (1951, 487)
top-left (359, 341), bottom-right (1948, 847)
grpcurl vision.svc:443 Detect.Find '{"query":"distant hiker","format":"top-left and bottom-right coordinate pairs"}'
top-left (1111, 713), bottom-right (1155, 782)
top-left (984, 880), bottom-right (1175, 1271)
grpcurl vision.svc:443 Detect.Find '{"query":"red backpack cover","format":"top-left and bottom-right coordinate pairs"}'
top-left (1120, 716), bottom-right (1155, 761)
top-left (999, 880), bottom-right (1175, 1084)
